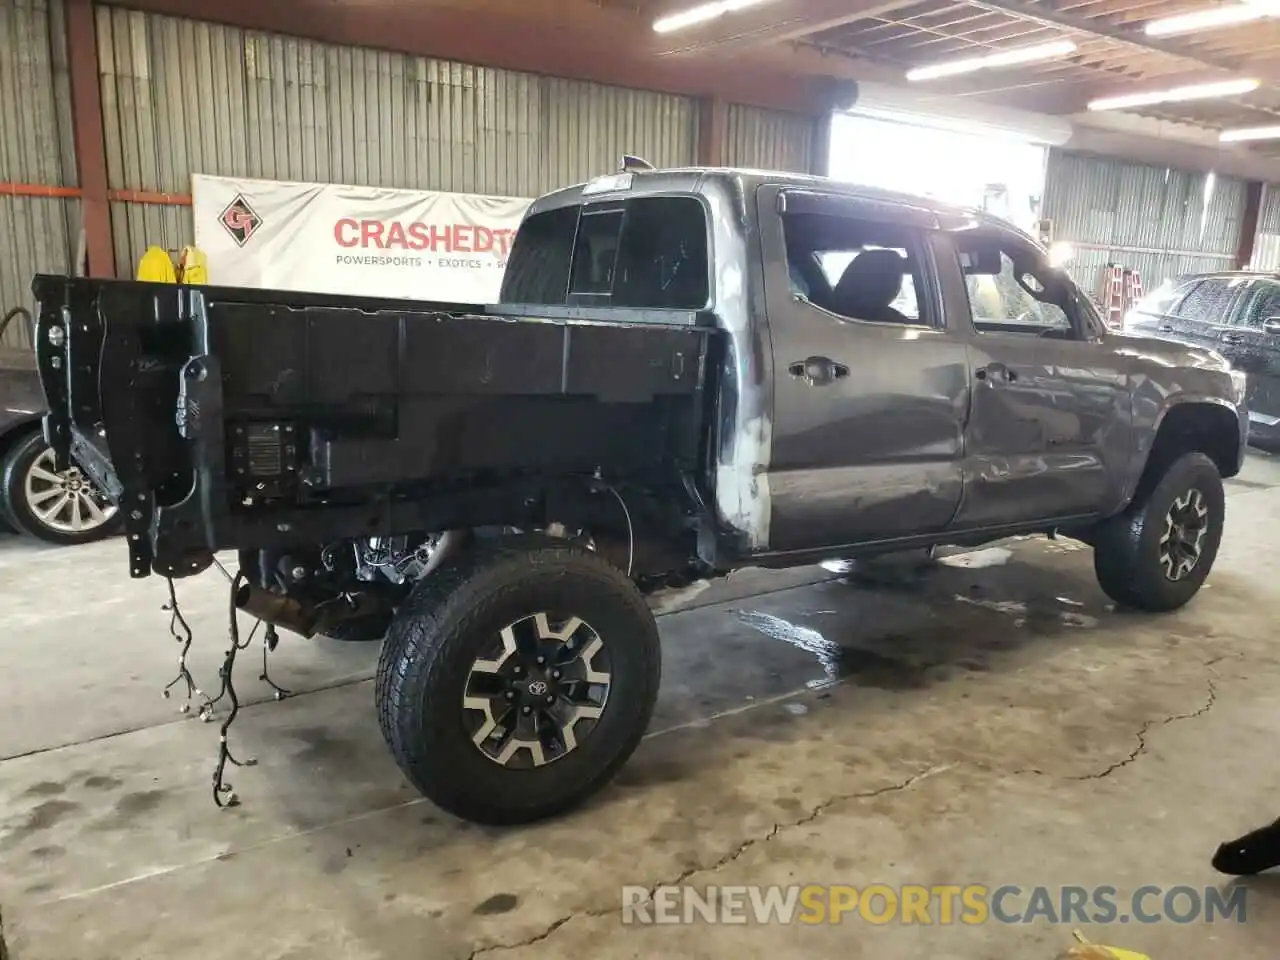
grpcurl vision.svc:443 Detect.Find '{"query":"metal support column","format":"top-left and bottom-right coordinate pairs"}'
top-left (65, 0), bottom-right (115, 278)
top-left (810, 110), bottom-right (832, 177)
top-left (698, 98), bottom-right (729, 167)
top-left (1237, 180), bottom-right (1264, 270)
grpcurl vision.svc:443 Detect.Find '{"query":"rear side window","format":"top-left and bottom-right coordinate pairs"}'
top-left (1134, 278), bottom-right (1198, 316)
top-left (780, 210), bottom-right (930, 326)
top-left (1239, 280), bottom-right (1280, 328)
top-left (1172, 279), bottom-right (1236, 323)
top-left (499, 206), bottom-right (577, 304)
top-left (500, 196), bottom-right (709, 309)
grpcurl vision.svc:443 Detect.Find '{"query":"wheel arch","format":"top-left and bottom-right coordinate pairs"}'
top-left (0, 416), bottom-right (42, 464)
top-left (1131, 399), bottom-right (1242, 504)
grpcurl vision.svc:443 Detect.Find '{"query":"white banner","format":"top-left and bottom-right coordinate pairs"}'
top-left (192, 175), bottom-right (532, 303)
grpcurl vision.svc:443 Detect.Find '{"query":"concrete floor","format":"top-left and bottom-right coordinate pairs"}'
top-left (2, 459), bottom-right (1279, 959)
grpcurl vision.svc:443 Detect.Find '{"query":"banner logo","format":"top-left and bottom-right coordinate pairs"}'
top-left (219, 194), bottom-right (262, 247)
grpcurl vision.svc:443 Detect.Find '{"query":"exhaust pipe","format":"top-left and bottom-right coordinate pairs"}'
top-left (235, 583), bottom-right (320, 638)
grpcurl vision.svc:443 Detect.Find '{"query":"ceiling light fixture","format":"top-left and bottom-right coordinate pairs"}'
top-left (1146, 1), bottom-right (1280, 37)
top-left (653, 0), bottom-right (773, 34)
top-left (1220, 124), bottom-right (1280, 141)
top-left (1087, 78), bottom-right (1260, 111)
top-left (905, 40), bottom-right (1078, 82)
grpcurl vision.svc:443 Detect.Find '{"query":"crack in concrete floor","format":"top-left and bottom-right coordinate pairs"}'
top-left (464, 675), bottom-right (1227, 958)
top-left (466, 766), bottom-right (950, 959)
top-left (1013, 677), bottom-right (1218, 781)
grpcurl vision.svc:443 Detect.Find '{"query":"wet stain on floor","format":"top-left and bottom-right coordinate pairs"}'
top-left (89, 790), bottom-right (168, 832)
top-left (290, 727), bottom-right (365, 767)
top-left (82, 775), bottom-right (122, 791)
top-left (21, 782), bottom-right (66, 799)
top-left (720, 545), bottom-right (1122, 712)
top-left (1, 799), bottom-right (81, 849)
top-left (473, 893), bottom-right (519, 916)
top-left (736, 610), bottom-right (847, 682)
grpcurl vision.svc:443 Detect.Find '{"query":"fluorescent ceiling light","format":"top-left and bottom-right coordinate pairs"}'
top-left (906, 41), bottom-right (1077, 82)
top-left (653, 0), bottom-right (772, 34)
top-left (1146, 2), bottom-right (1280, 38)
top-left (1088, 78), bottom-right (1260, 111)
top-left (1220, 124), bottom-right (1280, 141)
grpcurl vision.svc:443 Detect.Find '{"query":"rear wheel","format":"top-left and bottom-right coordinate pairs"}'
top-left (1, 432), bottom-right (120, 545)
top-left (1093, 452), bottom-right (1224, 612)
top-left (376, 535), bottom-right (661, 824)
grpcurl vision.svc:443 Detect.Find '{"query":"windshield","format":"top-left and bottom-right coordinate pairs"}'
top-left (500, 196), bottom-right (710, 310)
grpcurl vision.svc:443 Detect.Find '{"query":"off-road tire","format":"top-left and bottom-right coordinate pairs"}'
top-left (1093, 452), bottom-right (1224, 612)
top-left (1, 432), bottom-right (121, 546)
top-left (375, 535), bottom-right (661, 824)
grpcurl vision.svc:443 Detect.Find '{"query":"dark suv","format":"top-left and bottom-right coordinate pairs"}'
top-left (1125, 272), bottom-right (1280, 449)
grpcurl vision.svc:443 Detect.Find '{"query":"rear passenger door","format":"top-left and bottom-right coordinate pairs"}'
top-left (1221, 278), bottom-right (1280, 429)
top-left (760, 188), bottom-right (970, 552)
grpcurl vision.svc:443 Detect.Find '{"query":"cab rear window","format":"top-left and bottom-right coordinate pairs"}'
top-left (1172, 278), bottom-right (1240, 323)
top-left (500, 197), bottom-right (709, 309)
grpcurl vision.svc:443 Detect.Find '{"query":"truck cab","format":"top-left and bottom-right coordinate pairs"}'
top-left (509, 169), bottom-right (1246, 562)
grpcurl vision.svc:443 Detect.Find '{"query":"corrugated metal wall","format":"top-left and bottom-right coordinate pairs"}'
top-left (96, 8), bottom-right (700, 274)
top-left (725, 103), bottom-right (817, 174)
top-left (1249, 183), bottom-right (1280, 272)
top-left (0, 0), bottom-right (78, 348)
top-left (1043, 149), bottom-right (1245, 298)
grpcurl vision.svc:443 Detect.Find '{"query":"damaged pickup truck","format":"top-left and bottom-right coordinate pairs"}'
top-left (34, 168), bottom-right (1248, 824)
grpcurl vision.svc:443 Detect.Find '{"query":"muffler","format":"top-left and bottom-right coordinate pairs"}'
top-left (234, 583), bottom-right (320, 638)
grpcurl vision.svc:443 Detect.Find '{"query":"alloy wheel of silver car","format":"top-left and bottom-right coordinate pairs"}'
top-left (462, 611), bottom-right (613, 769)
top-left (22, 447), bottom-right (117, 535)
top-left (1159, 488), bottom-right (1209, 582)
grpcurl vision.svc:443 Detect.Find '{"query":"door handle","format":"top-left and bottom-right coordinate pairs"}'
top-left (1158, 324), bottom-right (1174, 333)
top-left (977, 363), bottom-right (1016, 384)
top-left (1222, 333), bottom-right (1244, 344)
top-left (789, 356), bottom-right (849, 386)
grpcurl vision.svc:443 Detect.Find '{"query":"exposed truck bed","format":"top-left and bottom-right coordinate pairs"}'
top-left (33, 276), bottom-right (717, 577)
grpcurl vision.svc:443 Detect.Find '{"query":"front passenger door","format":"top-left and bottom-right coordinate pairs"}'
top-left (941, 229), bottom-right (1131, 528)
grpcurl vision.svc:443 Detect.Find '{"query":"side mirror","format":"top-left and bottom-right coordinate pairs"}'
top-left (1264, 317), bottom-right (1280, 335)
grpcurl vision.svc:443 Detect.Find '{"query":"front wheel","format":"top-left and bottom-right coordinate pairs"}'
top-left (375, 536), bottom-right (661, 824)
top-left (1093, 451), bottom-right (1225, 612)
top-left (1, 432), bottom-right (121, 545)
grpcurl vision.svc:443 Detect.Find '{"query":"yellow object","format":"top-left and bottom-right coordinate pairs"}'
top-left (136, 246), bottom-right (177, 283)
top-left (177, 245), bottom-right (208, 285)
top-left (1057, 931), bottom-right (1152, 960)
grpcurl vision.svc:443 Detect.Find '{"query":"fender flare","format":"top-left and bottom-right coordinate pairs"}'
top-left (1124, 394), bottom-right (1244, 504)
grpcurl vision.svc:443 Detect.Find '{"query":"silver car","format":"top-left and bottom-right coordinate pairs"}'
top-left (1, 308), bottom-right (118, 544)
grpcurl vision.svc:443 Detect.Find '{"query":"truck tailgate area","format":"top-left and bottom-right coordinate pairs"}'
top-left (33, 276), bottom-right (716, 575)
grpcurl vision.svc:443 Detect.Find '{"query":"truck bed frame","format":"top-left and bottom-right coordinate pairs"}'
top-left (34, 276), bottom-right (718, 579)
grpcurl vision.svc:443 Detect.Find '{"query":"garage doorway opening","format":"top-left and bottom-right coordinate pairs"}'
top-left (828, 113), bottom-right (1048, 234)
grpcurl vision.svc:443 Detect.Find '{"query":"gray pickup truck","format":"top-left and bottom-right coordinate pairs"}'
top-left (33, 167), bottom-right (1247, 824)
